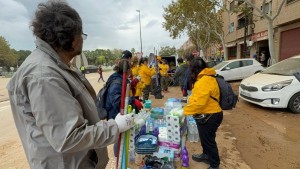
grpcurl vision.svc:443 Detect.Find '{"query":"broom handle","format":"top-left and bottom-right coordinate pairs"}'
top-left (116, 61), bottom-right (127, 169)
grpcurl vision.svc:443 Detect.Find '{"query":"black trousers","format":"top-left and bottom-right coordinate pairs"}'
top-left (195, 112), bottom-right (223, 168)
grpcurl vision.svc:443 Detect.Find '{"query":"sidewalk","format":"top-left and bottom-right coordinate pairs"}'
top-left (0, 77), bottom-right (10, 102)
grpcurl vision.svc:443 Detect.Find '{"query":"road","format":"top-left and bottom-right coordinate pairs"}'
top-left (0, 73), bottom-right (300, 169)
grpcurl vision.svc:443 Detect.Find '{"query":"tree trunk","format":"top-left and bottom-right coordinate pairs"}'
top-left (267, 20), bottom-right (276, 65)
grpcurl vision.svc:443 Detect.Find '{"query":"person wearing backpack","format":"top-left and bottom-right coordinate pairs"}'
top-left (183, 57), bottom-right (223, 169)
top-left (104, 59), bottom-right (142, 158)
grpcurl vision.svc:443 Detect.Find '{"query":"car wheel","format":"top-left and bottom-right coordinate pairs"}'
top-left (86, 70), bottom-right (90, 74)
top-left (288, 92), bottom-right (300, 114)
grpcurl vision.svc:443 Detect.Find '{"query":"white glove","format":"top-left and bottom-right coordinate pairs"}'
top-left (115, 113), bottom-right (135, 133)
top-left (136, 76), bottom-right (141, 81)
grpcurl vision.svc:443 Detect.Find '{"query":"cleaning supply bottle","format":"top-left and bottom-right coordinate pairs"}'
top-left (181, 146), bottom-right (189, 169)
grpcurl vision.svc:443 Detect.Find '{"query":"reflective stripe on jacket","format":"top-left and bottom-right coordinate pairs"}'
top-left (184, 68), bottom-right (222, 115)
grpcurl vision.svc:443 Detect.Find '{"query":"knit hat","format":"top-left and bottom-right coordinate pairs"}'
top-left (121, 50), bottom-right (132, 59)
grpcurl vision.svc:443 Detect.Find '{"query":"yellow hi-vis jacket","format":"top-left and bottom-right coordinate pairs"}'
top-left (139, 64), bottom-right (155, 86)
top-left (159, 63), bottom-right (169, 77)
top-left (184, 68), bottom-right (222, 115)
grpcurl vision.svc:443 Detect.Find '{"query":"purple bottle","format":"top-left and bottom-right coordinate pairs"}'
top-left (181, 146), bottom-right (189, 169)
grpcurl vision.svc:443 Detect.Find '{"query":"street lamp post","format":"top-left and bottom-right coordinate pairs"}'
top-left (136, 10), bottom-right (142, 55)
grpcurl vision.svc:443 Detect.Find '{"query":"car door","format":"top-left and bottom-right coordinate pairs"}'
top-left (220, 60), bottom-right (242, 81)
top-left (240, 60), bottom-right (254, 79)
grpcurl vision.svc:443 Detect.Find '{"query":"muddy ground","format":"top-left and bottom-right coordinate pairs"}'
top-left (0, 71), bottom-right (299, 169)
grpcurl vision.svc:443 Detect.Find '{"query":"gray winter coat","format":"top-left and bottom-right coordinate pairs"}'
top-left (6, 38), bottom-right (119, 169)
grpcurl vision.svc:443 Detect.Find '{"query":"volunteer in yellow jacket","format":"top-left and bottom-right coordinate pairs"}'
top-left (159, 59), bottom-right (169, 92)
top-left (139, 57), bottom-right (155, 101)
top-left (131, 56), bottom-right (143, 100)
top-left (183, 57), bottom-right (223, 169)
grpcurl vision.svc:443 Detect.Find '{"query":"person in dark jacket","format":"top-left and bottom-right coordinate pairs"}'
top-left (105, 59), bottom-right (142, 157)
top-left (174, 57), bottom-right (188, 97)
top-left (182, 54), bottom-right (195, 102)
top-left (105, 59), bottom-right (130, 158)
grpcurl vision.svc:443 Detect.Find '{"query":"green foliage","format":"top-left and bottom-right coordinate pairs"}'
top-left (84, 48), bottom-right (123, 65)
top-left (12, 49), bottom-right (31, 66)
top-left (0, 36), bottom-right (18, 70)
top-left (159, 46), bottom-right (176, 56)
top-left (97, 55), bottom-right (106, 65)
top-left (163, 0), bottom-right (223, 51)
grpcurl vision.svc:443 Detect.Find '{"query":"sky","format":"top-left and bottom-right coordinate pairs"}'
top-left (0, 0), bottom-right (188, 56)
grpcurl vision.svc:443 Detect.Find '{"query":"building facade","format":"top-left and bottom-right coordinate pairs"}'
top-left (222, 0), bottom-right (300, 63)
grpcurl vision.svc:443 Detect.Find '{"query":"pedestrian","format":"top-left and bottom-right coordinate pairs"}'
top-left (98, 65), bottom-right (105, 82)
top-left (183, 57), bottom-right (223, 169)
top-left (80, 65), bottom-right (86, 77)
top-left (6, 1), bottom-right (134, 169)
top-left (253, 52), bottom-right (258, 60)
top-left (139, 57), bottom-right (156, 102)
top-left (182, 53), bottom-right (195, 102)
top-left (159, 59), bottom-right (170, 92)
top-left (173, 57), bottom-right (188, 101)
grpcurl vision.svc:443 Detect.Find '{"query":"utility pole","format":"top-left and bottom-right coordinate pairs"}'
top-left (136, 10), bottom-right (142, 55)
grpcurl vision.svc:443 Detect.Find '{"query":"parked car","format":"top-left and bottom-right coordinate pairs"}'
top-left (85, 65), bottom-right (98, 74)
top-left (239, 55), bottom-right (300, 114)
top-left (206, 60), bottom-right (222, 68)
top-left (213, 58), bottom-right (264, 81)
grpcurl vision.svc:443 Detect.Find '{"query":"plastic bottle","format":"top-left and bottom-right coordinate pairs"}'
top-left (187, 118), bottom-right (199, 142)
top-left (181, 146), bottom-right (189, 169)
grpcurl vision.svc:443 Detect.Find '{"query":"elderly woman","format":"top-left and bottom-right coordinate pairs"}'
top-left (6, 2), bottom-right (133, 169)
top-left (183, 57), bottom-right (223, 169)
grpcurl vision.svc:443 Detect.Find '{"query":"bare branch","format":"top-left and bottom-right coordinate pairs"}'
top-left (271, 0), bottom-right (287, 20)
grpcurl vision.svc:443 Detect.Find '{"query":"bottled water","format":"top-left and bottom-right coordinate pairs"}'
top-left (187, 116), bottom-right (199, 142)
top-left (146, 117), bottom-right (154, 134)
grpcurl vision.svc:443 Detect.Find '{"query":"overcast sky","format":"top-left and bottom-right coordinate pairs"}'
top-left (0, 0), bottom-right (188, 56)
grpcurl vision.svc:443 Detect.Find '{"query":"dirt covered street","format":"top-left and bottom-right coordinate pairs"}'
top-left (0, 71), bottom-right (300, 169)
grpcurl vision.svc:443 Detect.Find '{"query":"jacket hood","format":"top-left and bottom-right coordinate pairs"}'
top-left (198, 68), bottom-right (216, 78)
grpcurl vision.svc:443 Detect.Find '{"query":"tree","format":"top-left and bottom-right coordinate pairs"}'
top-left (12, 49), bottom-right (31, 67)
top-left (233, 0), bottom-right (287, 64)
top-left (163, 0), bottom-right (221, 59)
top-left (159, 46), bottom-right (176, 56)
top-left (96, 55), bottom-right (106, 65)
top-left (0, 36), bottom-right (17, 70)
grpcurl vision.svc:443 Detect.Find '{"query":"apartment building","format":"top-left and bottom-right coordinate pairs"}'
top-left (222, 0), bottom-right (300, 63)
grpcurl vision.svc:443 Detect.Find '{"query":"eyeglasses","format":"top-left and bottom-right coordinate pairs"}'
top-left (82, 33), bottom-right (88, 40)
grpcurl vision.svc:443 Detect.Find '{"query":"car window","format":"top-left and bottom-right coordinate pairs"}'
top-left (214, 61), bottom-right (228, 70)
top-left (261, 58), bottom-right (300, 76)
top-left (241, 60), bottom-right (253, 67)
top-left (222, 61), bottom-right (241, 70)
top-left (207, 61), bottom-right (216, 68)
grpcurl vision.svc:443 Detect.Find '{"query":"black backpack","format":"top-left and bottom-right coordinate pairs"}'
top-left (96, 79), bottom-right (122, 120)
top-left (210, 75), bottom-right (238, 110)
